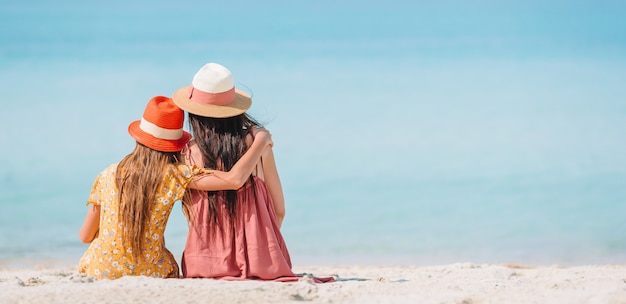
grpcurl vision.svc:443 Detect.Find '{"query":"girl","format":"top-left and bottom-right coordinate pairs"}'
top-left (173, 63), bottom-right (332, 282)
top-left (78, 96), bottom-right (272, 280)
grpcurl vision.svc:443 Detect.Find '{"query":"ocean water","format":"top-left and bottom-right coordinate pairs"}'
top-left (1, 0), bottom-right (625, 268)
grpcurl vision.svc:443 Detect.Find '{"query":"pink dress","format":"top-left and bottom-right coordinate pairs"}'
top-left (181, 143), bottom-right (333, 283)
top-left (181, 176), bottom-right (298, 281)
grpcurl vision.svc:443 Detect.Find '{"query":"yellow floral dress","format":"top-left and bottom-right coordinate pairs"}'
top-left (78, 163), bottom-right (206, 280)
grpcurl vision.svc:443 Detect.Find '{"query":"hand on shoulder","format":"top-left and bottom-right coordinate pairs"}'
top-left (253, 127), bottom-right (273, 148)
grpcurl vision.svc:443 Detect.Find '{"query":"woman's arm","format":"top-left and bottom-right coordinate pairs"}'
top-left (262, 148), bottom-right (286, 228)
top-left (79, 205), bottom-right (100, 243)
top-left (188, 129), bottom-right (273, 191)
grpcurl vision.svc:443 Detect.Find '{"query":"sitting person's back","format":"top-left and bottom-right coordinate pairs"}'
top-left (181, 134), bottom-right (293, 280)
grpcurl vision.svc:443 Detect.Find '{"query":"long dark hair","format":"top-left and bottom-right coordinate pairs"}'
top-left (187, 112), bottom-right (261, 235)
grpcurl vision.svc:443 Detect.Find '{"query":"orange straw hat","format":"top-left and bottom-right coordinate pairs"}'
top-left (128, 96), bottom-right (192, 152)
top-left (173, 63), bottom-right (252, 118)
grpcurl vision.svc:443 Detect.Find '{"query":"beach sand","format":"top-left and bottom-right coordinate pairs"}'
top-left (1, 263), bottom-right (625, 303)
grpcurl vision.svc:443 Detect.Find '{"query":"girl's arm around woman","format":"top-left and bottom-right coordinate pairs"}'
top-left (189, 129), bottom-right (273, 191)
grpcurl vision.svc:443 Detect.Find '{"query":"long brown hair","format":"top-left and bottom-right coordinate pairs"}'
top-left (187, 113), bottom-right (261, 235)
top-left (115, 143), bottom-right (180, 260)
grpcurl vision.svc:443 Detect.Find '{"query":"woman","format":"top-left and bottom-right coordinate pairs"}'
top-left (173, 63), bottom-right (331, 282)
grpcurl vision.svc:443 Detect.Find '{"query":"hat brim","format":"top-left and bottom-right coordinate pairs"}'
top-left (172, 86), bottom-right (252, 118)
top-left (128, 120), bottom-right (192, 152)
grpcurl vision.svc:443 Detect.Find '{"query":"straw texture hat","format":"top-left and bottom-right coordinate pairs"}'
top-left (173, 63), bottom-right (252, 118)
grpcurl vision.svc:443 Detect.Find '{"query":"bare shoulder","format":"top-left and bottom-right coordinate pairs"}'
top-left (185, 140), bottom-right (205, 167)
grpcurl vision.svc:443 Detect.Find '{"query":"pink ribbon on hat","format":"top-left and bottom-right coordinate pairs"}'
top-left (188, 86), bottom-right (236, 106)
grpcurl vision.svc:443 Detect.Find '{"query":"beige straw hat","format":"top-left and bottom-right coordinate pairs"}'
top-left (173, 63), bottom-right (252, 118)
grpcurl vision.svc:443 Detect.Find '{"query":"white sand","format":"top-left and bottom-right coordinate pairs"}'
top-left (1, 264), bottom-right (625, 304)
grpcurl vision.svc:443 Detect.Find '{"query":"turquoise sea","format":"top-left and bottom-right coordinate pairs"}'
top-left (1, 0), bottom-right (625, 268)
